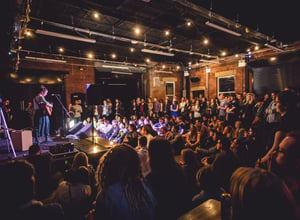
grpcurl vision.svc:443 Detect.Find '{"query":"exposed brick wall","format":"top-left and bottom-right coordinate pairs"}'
top-left (189, 61), bottom-right (246, 99)
top-left (147, 63), bottom-right (182, 100)
top-left (20, 59), bottom-right (94, 105)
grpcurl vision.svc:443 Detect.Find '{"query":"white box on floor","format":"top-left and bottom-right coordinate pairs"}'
top-left (11, 130), bottom-right (33, 151)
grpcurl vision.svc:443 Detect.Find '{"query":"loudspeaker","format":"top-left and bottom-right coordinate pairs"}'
top-left (74, 123), bottom-right (93, 139)
top-left (86, 84), bottom-right (102, 105)
top-left (11, 130), bottom-right (33, 151)
top-left (190, 77), bottom-right (200, 83)
top-left (68, 121), bottom-right (84, 135)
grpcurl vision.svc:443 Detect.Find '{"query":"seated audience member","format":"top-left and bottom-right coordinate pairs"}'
top-left (0, 160), bottom-right (64, 220)
top-left (230, 167), bottom-right (299, 220)
top-left (113, 123), bottom-right (128, 143)
top-left (123, 123), bottom-right (138, 147)
top-left (26, 144), bottom-right (52, 200)
top-left (269, 130), bottom-right (300, 206)
top-left (67, 151), bottom-right (96, 197)
top-left (183, 124), bottom-right (200, 150)
top-left (140, 124), bottom-right (154, 148)
top-left (136, 136), bottom-right (151, 177)
top-left (108, 120), bottom-right (120, 141)
top-left (94, 143), bottom-right (157, 220)
top-left (202, 136), bottom-right (240, 192)
top-left (146, 137), bottom-right (192, 219)
top-left (179, 148), bottom-right (201, 196)
top-left (98, 120), bottom-right (113, 139)
top-left (54, 166), bottom-right (93, 220)
top-left (192, 166), bottom-right (225, 207)
top-left (168, 124), bottom-right (185, 155)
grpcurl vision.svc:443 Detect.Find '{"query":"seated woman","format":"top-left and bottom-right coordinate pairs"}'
top-left (94, 143), bottom-right (157, 220)
top-left (183, 123), bottom-right (200, 150)
top-left (230, 167), bottom-right (298, 220)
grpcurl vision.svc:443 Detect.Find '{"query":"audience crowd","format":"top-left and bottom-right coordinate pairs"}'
top-left (1, 89), bottom-right (300, 220)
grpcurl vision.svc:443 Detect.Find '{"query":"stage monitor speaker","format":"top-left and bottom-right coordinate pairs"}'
top-left (68, 121), bottom-right (84, 135)
top-left (74, 123), bottom-right (93, 139)
top-left (190, 77), bottom-right (200, 83)
top-left (11, 129), bottom-right (32, 151)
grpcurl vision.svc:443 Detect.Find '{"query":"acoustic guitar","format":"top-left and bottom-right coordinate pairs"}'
top-left (40, 103), bottom-right (53, 116)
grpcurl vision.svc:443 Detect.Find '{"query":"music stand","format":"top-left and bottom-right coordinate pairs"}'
top-left (0, 106), bottom-right (16, 158)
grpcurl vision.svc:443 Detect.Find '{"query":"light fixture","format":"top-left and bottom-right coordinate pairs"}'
top-left (111, 71), bottom-right (133, 75)
top-left (25, 56), bottom-right (67, 63)
top-left (102, 64), bottom-right (129, 70)
top-left (264, 43), bottom-right (284, 52)
top-left (35, 29), bottom-right (96, 43)
top-left (141, 48), bottom-right (174, 56)
top-left (205, 21), bottom-right (241, 37)
top-left (200, 59), bottom-right (219, 64)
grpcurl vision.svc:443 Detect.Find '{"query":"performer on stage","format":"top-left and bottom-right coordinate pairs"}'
top-left (33, 85), bottom-right (53, 143)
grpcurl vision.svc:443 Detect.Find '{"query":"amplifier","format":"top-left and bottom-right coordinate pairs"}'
top-left (49, 142), bottom-right (75, 154)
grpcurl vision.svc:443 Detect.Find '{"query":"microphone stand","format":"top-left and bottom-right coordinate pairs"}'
top-left (52, 94), bottom-right (71, 138)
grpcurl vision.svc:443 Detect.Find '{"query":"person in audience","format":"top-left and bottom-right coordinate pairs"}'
top-left (268, 130), bottom-right (300, 206)
top-left (67, 151), bottom-right (96, 197)
top-left (146, 137), bottom-right (192, 219)
top-left (72, 99), bottom-right (83, 124)
top-left (0, 160), bottom-right (64, 220)
top-left (54, 166), bottom-right (93, 220)
top-left (27, 144), bottom-right (52, 201)
top-left (136, 136), bottom-right (151, 177)
top-left (202, 136), bottom-right (240, 192)
top-left (123, 123), bottom-right (139, 147)
top-left (183, 123), bottom-right (200, 150)
top-left (179, 148), bottom-right (201, 197)
top-left (192, 165), bottom-right (225, 207)
top-left (230, 167), bottom-right (298, 220)
top-left (94, 143), bottom-right (157, 220)
top-left (258, 90), bottom-right (300, 165)
top-left (140, 124), bottom-right (154, 148)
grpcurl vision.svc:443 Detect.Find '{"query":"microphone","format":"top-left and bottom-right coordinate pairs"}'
top-left (51, 93), bottom-right (60, 96)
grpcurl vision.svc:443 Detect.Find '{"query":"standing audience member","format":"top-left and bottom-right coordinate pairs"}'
top-left (94, 144), bottom-right (157, 220)
top-left (146, 138), bottom-right (192, 220)
top-left (258, 90), bottom-right (300, 165)
top-left (269, 130), bottom-right (300, 206)
top-left (72, 99), bottom-right (83, 124)
top-left (230, 167), bottom-right (298, 220)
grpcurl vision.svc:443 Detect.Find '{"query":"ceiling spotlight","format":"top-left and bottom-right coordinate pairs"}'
top-left (58, 47), bottom-right (64, 53)
top-left (134, 27), bottom-right (141, 35)
top-left (87, 53), bottom-right (94, 59)
top-left (130, 48), bottom-right (135, 52)
top-left (111, 53), bottom-right (117, 59)
top-left (165, 30), bottom-right (170, 36)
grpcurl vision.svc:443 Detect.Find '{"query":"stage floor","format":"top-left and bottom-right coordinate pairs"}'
top-left (0, 135), bottom-right (114, 166)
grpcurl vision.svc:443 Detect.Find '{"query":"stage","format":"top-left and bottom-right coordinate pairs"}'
top-left (0, 135), bottom-right (115, 170)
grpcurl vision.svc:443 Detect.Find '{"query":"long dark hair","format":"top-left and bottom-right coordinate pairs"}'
top-left (96, 143), bottom-right (154, 218)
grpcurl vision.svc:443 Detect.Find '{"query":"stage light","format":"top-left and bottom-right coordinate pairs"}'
top-left (69, 120), bottom-right (75, 129)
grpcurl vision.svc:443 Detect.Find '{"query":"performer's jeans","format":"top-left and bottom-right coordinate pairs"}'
top-left (38, 115), bottom-right (50, 138)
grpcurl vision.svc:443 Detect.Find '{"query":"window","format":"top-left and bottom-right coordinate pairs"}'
top-left (166, 82), bottom-right (175, 99)
top-left (217, 76), bottom-right (235, 96)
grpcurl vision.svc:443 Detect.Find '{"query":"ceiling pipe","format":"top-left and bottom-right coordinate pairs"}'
top-left (31, 17), bottom-right (218, 59)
